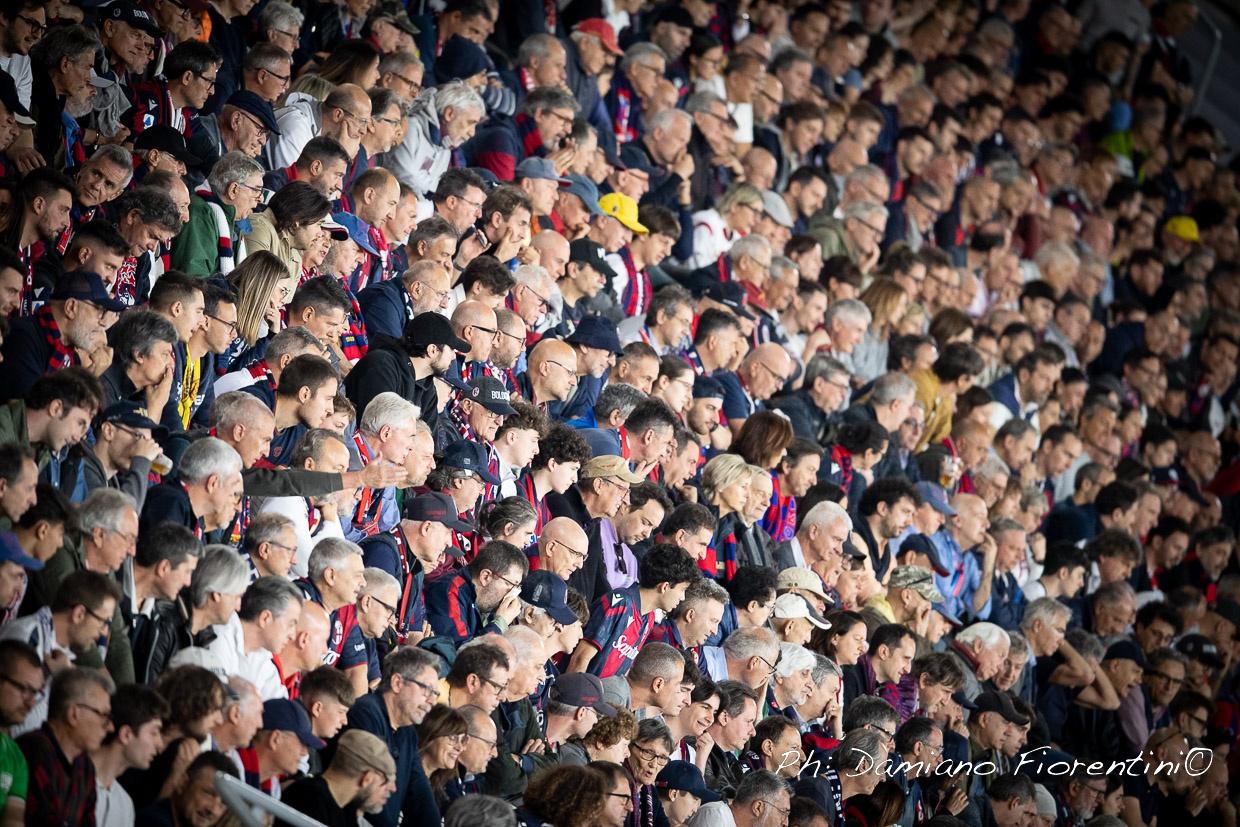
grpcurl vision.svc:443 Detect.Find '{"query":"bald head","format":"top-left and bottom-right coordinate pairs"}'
top-left (284, 601), bottom-right (331, 672)
top-left (528, 338), bottom-right (579, 402)
top-left (542, 517), bottom-right (589, 554)
top-left (742, 147), bottom-right (778, 190)
top-left (741, 343), bottom-right (794, 400)
top-left (829, 137), bottom-right (868, 176)
top-left (530, 231), bottom-right (570, 281)
top-left (452, 300), bottom-right (499, 361)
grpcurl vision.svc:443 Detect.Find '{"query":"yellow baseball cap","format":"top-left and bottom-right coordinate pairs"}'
top-left (598, 192), bottom-right (648, 234)
top-left (1164, 215), bottom-right (1200, 243)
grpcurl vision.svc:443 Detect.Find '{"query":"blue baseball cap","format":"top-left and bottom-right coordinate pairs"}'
top-left (562, 174), bottom-right (603, 217)
top-left (441, 440), bottom-right (501, 485)
top-left (515, 157), bottom-right (569, 184)
top-left (565, 314), bottom-right (623, 355)
top-left (331, 211), bottom-right (380, 256)
top-left (896, 532), bottom-right (950, 577)
top-left (520, 570), bottom-right (577, 625)
top-left (0, 532), bottom-right (41, 570)
top-left (440, 357), bottom-right (472, 393)
top-left (226, 90), bottom-right (281, 135)
top-left (402, 491), bottom-right (473, 534)
top-left (655, 761), bottom-right (721, 803)
top-left (915, 481), bottom-right (956, 517)
top-left (96, 401), bottom-right (169, 441)
top-left (50, 271), bottom-right (127, 312)
top-left (261, 698), bottom-right (324, 749)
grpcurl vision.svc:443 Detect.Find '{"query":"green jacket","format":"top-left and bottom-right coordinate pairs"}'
top-left (22, 539), bottom-right (135, 685)
top-left (807, 212), bottom-right (852, 261)
top-left (171, 195), bottom-right (235, 277)
top-left (0, 399), bottom-right (50, 473)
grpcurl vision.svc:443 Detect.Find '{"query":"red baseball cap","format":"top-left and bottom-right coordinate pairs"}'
top-left (574, 18), bottom-right (624, 56)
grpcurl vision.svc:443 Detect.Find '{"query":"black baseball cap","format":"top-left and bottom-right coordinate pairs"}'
top-left (402, 491), bottom-right (474, 533)
top-left (655, 761), bottom-right (721, 803)
top-left (96, 401), bottom-right (169, 441)
top-left (974, 690), bottom-right (1029, 725)
top-left (549, 672), bottom-right (617, 716)
top-left (569, 238), bottom-right (612, 276)
top-left (565, 314), bottom-right (623, 355)
top-left (50, 271), bottom-right (127, 312)
top-left (0, 71), bottom-right (30, 122)
top-left (441, 440), bottom-right (501, 485)
top-left (103, 1), bottom-right (163, 37)
top-left (465, 375), bottom-right (517, 416)
top-left (261, 699), bottom-right (325, 749)
top-left (1176, 633), bottom-right (1224, 669)
top-left (226, 90), bottom-right (282, 135)
top-left (404, 312), bottom-right (471, 353)
top-left (134, 125), bottom-right (202, 166)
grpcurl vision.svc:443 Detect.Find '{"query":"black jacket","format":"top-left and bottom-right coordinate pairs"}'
top-left (130, 592), bottom-right (216, 686)
top-left (547, 487), bottom-right (610, 602)
top-left (344, 336), bottom-right (431, 427)
top-left (704, 744), bottom-right (745, 798)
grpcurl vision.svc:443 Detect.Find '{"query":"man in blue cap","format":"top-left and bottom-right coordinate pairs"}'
top-left (559, 314), bottom-right (624, 422)
top-left (554, 173), bottom-right (604, 238)
top-left (78, 401), bottom-right (166, 497)
top-left (655, 760), bottom-right (721, 826)
top-left (239, 698), bottom-right (326, 794)
top-left (188, 90), bottom-right (282, 176)
top-left (0, 530), bottom-right (42, 609)
top-left (515, 157), bottom-right (569, 232)
top-left (431, 440), bottom-right (500, 560)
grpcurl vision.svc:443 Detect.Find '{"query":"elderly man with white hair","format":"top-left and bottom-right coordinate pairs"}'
top-left (777, 500), bottom-right (854, 579)
top-left (352, 567), bottom-right (402, 696)
top-left (346, 392), bottom-right (420, 543)
top-left (815, 200), bottom-right (889, 276)
top-left (823, 299), bottom-right (874, 375)
top-left (382, 80), bottom-right (486, 196)
top-left (770, 642), bottom-right (817, 717)
top-left (947, 621), bottom-right (1011, 700)
top-left (139, 436), bottom-right (245, 538)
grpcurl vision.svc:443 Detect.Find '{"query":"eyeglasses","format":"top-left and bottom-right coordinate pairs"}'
top-left (17, 14), bottom-right (45, 35)
top-left (262, 67), bottom-right (290, 84)
top-left (546, 359), bottom-right (575, 376)
top-left (522, 284), bottom-right (551, 312)
top-left (194, 71), bottom-right (218, 88)
top-left (391, 72), bottom-right (422, 94)
top-left (480, 674), bottom-right (507, 693)
top-left (207, 314), bottom-right (239, 335)
top-left (76, 701), bottom-right (112, 721)
top-left (263, 540), bottom-right (296, 554)
top-left (496, 327), bottom-right (524, 344)
top-left (754, 360), bottom-right (790, 385)
top-left (853, 216), bottom-right (886, 237)
top-left (756, 653), bottom-right (778, 676)
top-left (762, 800), bottom-right (791, 818)
top-left (467, 731), bottom-right (497, 747)
top-left (1147, 670), bottom-right (1184, 685)
top-left (404, 675), bottom-right (439, 699)
top-left (236, 110), bottom-right (270, 136)
top-left (0, 675), bottom-right (42, 699)
top-left (867, 722), bottom-right (895, 740)
top-left (271, 28), bottom-right (298, 40)
top-left (81, 604), bottom-right (111, 625)
top-left (237, 181), bottom-right (265, 197)
top-left (550, 538), bottom-right (587, 563)
top-left (375, 114), bottom-right (403, 127)
top-left (595, 477), bottom-right (631, 494)
top-left (167, 0), bottom-right (196, 21)
top-left (490, 570), bottom-right (522, 591)
top-left (335, 107), bottom-right (373, 128)
top-left (630, 743), bottom-right (671, 766)
top-left (469, 324), bottom-right (500, 340)
top-left (368, 593), bottom-right (398, 624)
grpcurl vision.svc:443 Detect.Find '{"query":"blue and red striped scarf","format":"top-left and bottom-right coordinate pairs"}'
top-left (762, 471), bottom-right (797, 542)
top-left (830, 444), bottom-right (854, 493)
top-left (35, 307), bottom-right (79, 373)
top-left (618, 247), bottom-right (652, 317)
top-left (515, 113), bottom-right (549, 159)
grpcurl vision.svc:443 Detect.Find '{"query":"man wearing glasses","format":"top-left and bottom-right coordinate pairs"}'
top-left (426, 537), bottom-right (527, 646)
top-left (450, 300), bottom-right (500, 383)
top-left (716, 343), bottom-right (795, 437)
top-left (0, 568), bottom-right (120, 735)
top-left (341, 647), bottom-right (442, 827)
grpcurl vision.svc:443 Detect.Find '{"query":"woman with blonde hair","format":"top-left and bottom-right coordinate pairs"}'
top-left (702, 453), bottom-right (752, 581)
top-left (686, 180), bottom-right (766, 269)
top-left (853, 277), bottom-right (911, 382)
top-left (228, 250), bottom-right (294, 347)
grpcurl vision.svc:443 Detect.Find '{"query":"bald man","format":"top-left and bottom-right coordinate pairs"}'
top-left (452, 300), bottom-right (499, 367)
top-left (742, 147), bottom-right (778, 191)
top-left (277, 601), bottom-right (332, 696)
top-left (529, 231), bottom-right (570, 282)
top-left (537, 517), bottom-right (591, 581)
top-left (520, 339), bottom-right (579, 410)
top-left (826, 137), bottom-right (868, 212)
top-left (721, 343), bottom-right (795, 433)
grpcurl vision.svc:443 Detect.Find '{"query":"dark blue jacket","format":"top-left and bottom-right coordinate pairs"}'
top-left (425, 570), bottom-right (501, 645)
top-left (357, 277), bottom-right (412, 342)
top-left (988, 372), bottom-right (1022, 420)
top-left (344, 692), bottom-right (440, 827)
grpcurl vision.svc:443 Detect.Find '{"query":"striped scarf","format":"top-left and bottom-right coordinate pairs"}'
top-left (196, 189), bottom-right (242, 275)
top-left (35, 307), bottom-right (79, 373)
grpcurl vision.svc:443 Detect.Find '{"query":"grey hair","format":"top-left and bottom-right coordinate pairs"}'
top-left (1065, 628), bottom-right (1105, 661)
top-left (846, 163), bottom-right (887, 189)
top-left (191, 545), bottom-right (251, 607)
top-left (208, 151), bottom-right (265, 199)
top-left (843, 695), bottom-right (899, 731)
top-left (804, 353), bottom-right (851, 388)
top-left (242, 511), bottom-right (295, 553)
top-left (267, 326), bottom-right (325, 362)
top-left (594, 382), bottom-right (646, 422)
top-left (1093, 580), bottom-right (1136, 609)
top-left (775, 642), bottom-right (815, 678)
top-left (825, 298), bottom-right (874, 329)
top-left (1020, 596), bottom-right (1071, 633)
top-left (630, 642), bottom-right (686, 683)
top-left (434, 80), bottom-right (485, 118)
top-left (379, 50), bottom-right (421, 77)
top-left (504, 625), bottom-right (543, 663)
top-left (770, 256), bottom-right (799, 283)
top-left (92, 144), bottom-right (135, 188)
top-left (380, 645), bottom-right (441, 691)
top-left (516, 33), bottom-right (562, 67)
top-left (973, 456), bottom-right (1011, 483)
top-left (957, 621), bottom-right (1011, 649)
top-left (521, 86), bottom-right (578, 117)
top-left (871, 372), bottom-right (917, 406)
top-left (224, 676), bottom-right (261, 714)
top-left (77, 488), bottom-right (137, 534)
top-left (621, 42), bottom-right (667, 73)
top-left (362, 567), bottom-right (400, 597)
top-left (211, 391), bottom-right (275, 432)
top-left (635, 717), bottom-right (674, 751)
top-left (730, 234), bottom-right (771, 263)
top-left (722, 626), bottom-right (779, 662)
top-left (989, 517), bottom-right (1025, 539)
top-left (443, 796), bottom-right (517, 827)
top-left (30, 24), bottom-right (100, 71)
top-left (684, 90), bottom-right (727, 115)
top-left (811, 653), bottom-right (842, 683)
top-left (676, 577), bottom-right (730, 615)
top-left (837, 728), bottom-right (886, 771)
top-left (260, 1), bottom-right (304, 33)
top-left (360, 392), bottom-right (420, 435)
top-left (800, 500), bottom-right (853, 532)
top-left (179, 438), bottom-right (242, 485)
top-left (512, 263), bottom-right (550, 289)
top-left (1006, 630), bottom-right (1030, 660)
top-left (238, 576), bottom-right (303, 622)
top-left (1034, 239), bottom-right (1080, 274)
top-left (844, 199), bottom-right (889, 225)
top-left (646, 107), bottom-right (692, 134)
top-left (734, 770), bottom-right (789, 806)
top-left (307, 537), bottom-right (362, 583)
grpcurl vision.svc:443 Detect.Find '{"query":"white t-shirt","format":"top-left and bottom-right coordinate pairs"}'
top-left (205, 616), bottom-right (287, 701)
top-left (95, 779), bottom-right (135, 827)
